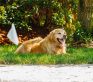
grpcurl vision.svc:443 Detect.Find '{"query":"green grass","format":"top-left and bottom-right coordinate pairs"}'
top-left (0, 45), bottom-right (93, 64)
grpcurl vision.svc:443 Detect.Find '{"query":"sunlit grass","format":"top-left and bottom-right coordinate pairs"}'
top-left (0, 45), bottom-right (93, 64)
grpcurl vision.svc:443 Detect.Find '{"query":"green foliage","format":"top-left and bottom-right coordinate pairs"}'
top-left (0, 1), bottom-right (31, 30)
top-left (0, 6), bottom-right (7, 24)
top-left (2, 0), bottom-right (92, 44)
top-left (73, 21), bottom-right (93, 43)
top-left (0, 0), bottom-right (79, 33)
top-left (73, 27), bottom-right (93, 43)
top-left (52, 12), bottom-right (65, 26)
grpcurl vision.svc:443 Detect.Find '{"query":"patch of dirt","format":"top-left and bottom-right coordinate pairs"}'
top-left (87, 41), bottom-right (93, 48)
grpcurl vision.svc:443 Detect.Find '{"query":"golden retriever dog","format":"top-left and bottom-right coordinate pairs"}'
top-left (15, 37), bottom-right (43, 54)
top-left (15, 28), bottom-right (67, 54)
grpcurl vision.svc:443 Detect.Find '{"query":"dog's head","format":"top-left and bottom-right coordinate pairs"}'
top-left (48, 28), bottom-right (67, 45)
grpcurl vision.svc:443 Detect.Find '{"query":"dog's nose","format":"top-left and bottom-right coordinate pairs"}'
top-left (63, 35), bottom-right (66, 39)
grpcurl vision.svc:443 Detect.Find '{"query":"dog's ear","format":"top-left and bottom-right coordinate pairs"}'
top-left (47, 31), bottom-right (54, 42)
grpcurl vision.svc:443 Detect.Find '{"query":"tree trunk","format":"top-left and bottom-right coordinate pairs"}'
top-left (78, 0), bottom-right (93, 33)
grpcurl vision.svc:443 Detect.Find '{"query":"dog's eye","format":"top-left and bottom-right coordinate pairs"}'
top-left (58, 33), bottom-right (61, 34)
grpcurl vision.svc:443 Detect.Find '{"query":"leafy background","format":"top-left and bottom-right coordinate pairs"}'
top-left (0, 0), bottom-right (93, 45)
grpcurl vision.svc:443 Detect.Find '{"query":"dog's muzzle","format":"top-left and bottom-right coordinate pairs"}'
top-left (57, 38), bottom-right (64, 44)
top-left (57, 35), bottom-right (66, 44)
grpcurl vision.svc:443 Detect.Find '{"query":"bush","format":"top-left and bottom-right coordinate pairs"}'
top-left (0, 6), bottom-right (7, 24)
top-left (3, 0), bottom-right (92, 45)
top-left (0, 0), bottom-right (79, 34)
top-left (73, 27), bottom-right (93, 44)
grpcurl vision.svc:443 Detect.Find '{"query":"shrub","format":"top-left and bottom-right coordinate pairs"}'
top-left (0, 0), bottom-right (79, 34)
top-left (3, 0), bottom-right (92, 45)
top-left (73, 27), bottom-right (93, 44)
top-left (0, 6), bottom-right (7, 24)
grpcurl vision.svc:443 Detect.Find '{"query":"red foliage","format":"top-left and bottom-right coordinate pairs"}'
top-left (0, 28), bottom-right (40, 45)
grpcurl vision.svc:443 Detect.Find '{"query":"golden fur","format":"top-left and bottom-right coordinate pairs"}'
top-left (15, 28), bottom-right (67, 54)
top-left (15, 37), bottom-right (43, 54)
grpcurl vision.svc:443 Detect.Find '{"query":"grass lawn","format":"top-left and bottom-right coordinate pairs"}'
top-left (0, 45), bottom-right (93, 64)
